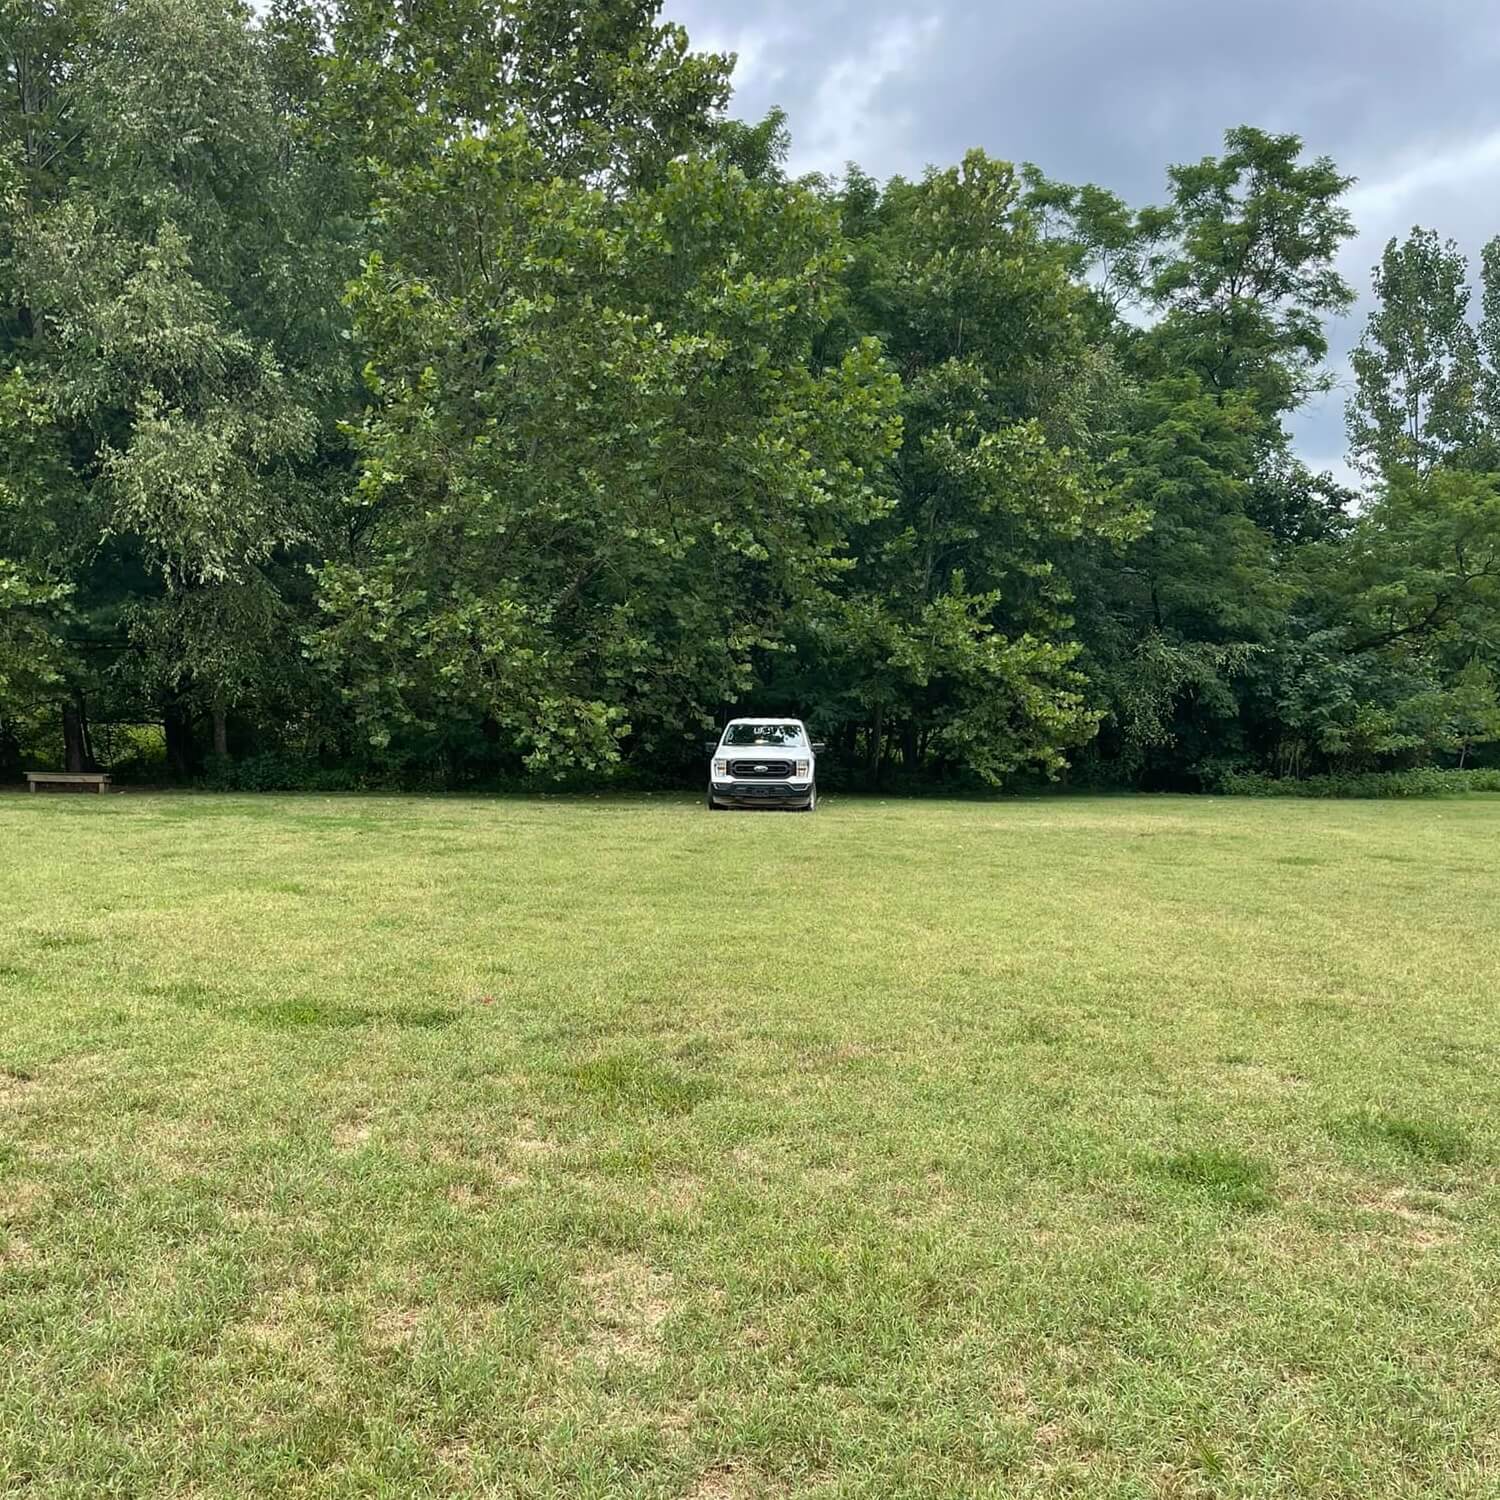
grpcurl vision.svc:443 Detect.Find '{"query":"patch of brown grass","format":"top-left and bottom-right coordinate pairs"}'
top-left (435, 1438), bottom-right (477, 1477)
top-left (575, 1255), bottom-right (675, 1366)
top-left (370, 1304), bottom-right (425, 1348)
top-left (684, 1464), bottom-right (767, 1500)
top-left (511, 1117), bottom-right (559, 1160)
top-left (0, 1231), bottom-right (35, 1268)
top-left (0, 1180), bottom-right (47, 1224)
top-left (0, 1067), bottom-right (37, 1100)
top-left (233, 1269), bottom-right (332, 1361)
top-left (1360, 1188), bottom-right (1457, 1249)
top-left (332, 1115), bottom-right (372, 1152)
top-left (801, 1164), bottom-right (857, 1194)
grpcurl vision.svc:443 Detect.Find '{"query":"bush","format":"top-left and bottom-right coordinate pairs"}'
top-left (197, 751), bottom-right (670, 795)
top-left (1220, 767), bottom-right (1500, 799)
top-left (201, 753), bottom-right (374, 793)
top-left (97, 723), bottom-right (168, 782)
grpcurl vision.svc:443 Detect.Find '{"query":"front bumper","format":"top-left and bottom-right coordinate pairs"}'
top-left (711, 781), bottom-right (814, 809)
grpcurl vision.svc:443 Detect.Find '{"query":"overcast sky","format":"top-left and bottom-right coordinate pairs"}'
top-left (664, 0), bottom-right (1500, 485)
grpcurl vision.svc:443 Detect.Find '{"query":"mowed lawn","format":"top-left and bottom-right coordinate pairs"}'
top-left (2, 793), bottom-right (1498, 1499)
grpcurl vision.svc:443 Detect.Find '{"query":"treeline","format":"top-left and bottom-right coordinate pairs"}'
top-left (3, 0), bottom-right (1498, 790)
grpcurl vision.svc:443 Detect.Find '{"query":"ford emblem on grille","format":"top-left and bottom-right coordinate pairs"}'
top-left (754, 763), bottom-right (768, 772)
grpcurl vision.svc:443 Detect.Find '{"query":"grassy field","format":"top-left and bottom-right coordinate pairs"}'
top-left (1, 791), bottom-right (1498, 1498)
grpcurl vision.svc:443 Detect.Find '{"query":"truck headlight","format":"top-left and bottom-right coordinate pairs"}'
top-left (713, 758), bottom-right (728, 776)
top-left (794, 760), bottom-right (810, 778)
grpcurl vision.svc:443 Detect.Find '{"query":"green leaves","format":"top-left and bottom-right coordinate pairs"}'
top-left (320, 0), bottom-right (731, 190)
top-left (1348, 230), bottom-right (1483, 479)
top-left (0, 0), bottom-right (353, 757)
top-left (319, 109), bottom-right (901, 775)
top-left (0, 369), bottom-right (79, 717)
top-left (0, 560), bottom-right (71, 714)
top-left (1341, 468), bottom-right (1500, 656)
top-left (805, 152), bottom-right (1138, 784)
top-left (1, 0), bottom-right (1489, 791)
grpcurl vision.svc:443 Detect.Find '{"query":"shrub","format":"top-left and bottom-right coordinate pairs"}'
top-left (201, 753), bottom-right (373, 793)
top-left (198, 751), bottom-right (667, 795)
top-left (1220, 768), bottom-right (1500, 799)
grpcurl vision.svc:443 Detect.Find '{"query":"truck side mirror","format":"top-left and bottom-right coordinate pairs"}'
top-left (704, 740), bottom-right (720, 755)
top-left (812, 742), bottom-right (828, 754)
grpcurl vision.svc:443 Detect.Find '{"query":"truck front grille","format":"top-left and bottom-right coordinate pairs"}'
top-left (729, 759), bottom-right (793, 779)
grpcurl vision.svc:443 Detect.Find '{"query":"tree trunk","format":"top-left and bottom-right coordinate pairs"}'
top-left (62, 697), bottom-right (92, 773)
top-left (212, 707), bottom-right (229, 759)
top-left (164, 703), bottom-right (196, 779)
top-left (867, 702), bottom-right (884, 786)
top-left (0, 717), bottom-right (19, 782)
top-left (901, 721), bottom-right (919, 773)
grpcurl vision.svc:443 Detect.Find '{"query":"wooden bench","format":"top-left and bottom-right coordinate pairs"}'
top-left (25, 771), bottom-right (112, 795)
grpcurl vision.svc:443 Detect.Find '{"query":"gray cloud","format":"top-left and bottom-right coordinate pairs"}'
top-left (666, 0), bottom-right (1500, 482)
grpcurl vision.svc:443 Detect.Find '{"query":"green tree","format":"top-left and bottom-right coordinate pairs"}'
top-left (1, 0), bottom-right (353, 770)
top-left (1336, 468), bottom-right (1500, 659)
top-left (316, 124), bottom-right (898, 777)
top-left (1140, 126), bottom-right (1355, 412)
top-left (321, 0), bottom-right (730, 189)
top-left (1447, 660), bottom-right (1500, 768)
top-left (1045, 129), bottom-right (1358, 784)
top-left (0, 374), bottom-right (74, 774)
top-left (803, 152), bottom-right (1141, 786)
top-left (1348, 229), bottom-right (1482, 478)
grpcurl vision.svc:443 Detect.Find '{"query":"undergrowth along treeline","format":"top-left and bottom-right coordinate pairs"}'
top-left (2, 0), bottom-right (1499, 791)
top-left (1219, 767), bottom-right (1500, 799)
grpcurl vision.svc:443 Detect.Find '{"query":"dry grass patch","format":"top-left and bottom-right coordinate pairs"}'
top-left (0, 1231), bottom-right (36, 1268)
top-left (434, 1437), bottom-right (479, 1483)
top-left (0, 1066), bottom-right (37, 1099)
top-left (574, 1255), bottom-right (676, 1366)
top-left (234, 1280), bottom-right (330, 1360)
top-left (369, 1303), bottom-right (425, 1349)
top-left (510, 1116), bottom-right (560, 1158)
top-left (643, 1174), bottom-right (704, 1214)
top-left (331, 1114), bottom-right (373, 1152)
top-left (0, 1179), bottom-right (48, 1224)
top-left (685, 1465), bottom-right (759, 1500)
top-left (1356, 1187), bottom-right (1460, 1250)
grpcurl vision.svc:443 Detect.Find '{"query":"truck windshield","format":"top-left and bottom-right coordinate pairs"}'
top-left (722, 723), bottom-right (805, 748)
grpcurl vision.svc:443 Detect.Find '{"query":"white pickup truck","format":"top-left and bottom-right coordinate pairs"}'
top-left (705, 718), bottom-right (825, 812)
